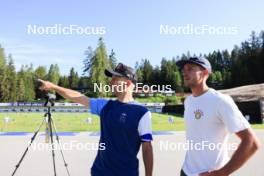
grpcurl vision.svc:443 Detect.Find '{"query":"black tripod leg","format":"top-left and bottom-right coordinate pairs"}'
top-left (51, 118), bottom-right (71, 176)
top-left (11, 117), bottom-right (46, 176)
top-left (47, 112), bottom-right (57, 176)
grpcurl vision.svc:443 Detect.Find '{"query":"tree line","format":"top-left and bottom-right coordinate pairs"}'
top-left (0, 38), bottom-right (116, 102)
top-left (0, 31), bottom-right (264, 102)
top-left (136, 31), bottom-right (264, 91)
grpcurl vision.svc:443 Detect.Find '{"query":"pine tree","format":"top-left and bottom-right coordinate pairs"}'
top-left (58, 76), bottom-right (69, 88)
top-left (109, 49), bottom-right (117, 69)
top-left (34, 66), bottom-right (47, 99)
top-left (83, 46), bottom-right (94, 76)
top-left (0, 46), bottom-right (7, 101)
top-left (23, 65), bottom-right (36, 101)
top-left (47, 64), bottom-right (60, 84)
top-left (174, 71), bottom-right (183, 92)
top-left (135, 61), bottom-right (143, 83)
top-left (16, 75), bottom-right (25, 102)
top-left (68, 67), bottom-right (79, 89)
top-left (139, 59), bottom-right (153, 85)
top-left (35, 66), bottom-right (47, 80)
top-left (83, 37), bottom-right (110, 97)
top-left (5, 55), bottom-right (17, 102)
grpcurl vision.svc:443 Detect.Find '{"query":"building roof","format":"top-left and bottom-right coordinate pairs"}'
top-left (220, 83), bottom-right (264, 102)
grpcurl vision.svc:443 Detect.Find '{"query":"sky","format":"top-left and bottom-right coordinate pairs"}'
top-left (1, 0), bottom-right (264, 75)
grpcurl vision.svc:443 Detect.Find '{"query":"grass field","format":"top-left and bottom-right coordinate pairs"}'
top-left (0, 113), bottom-right (263, 132)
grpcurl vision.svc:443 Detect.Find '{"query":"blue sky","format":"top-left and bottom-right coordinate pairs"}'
top-left (1, 0), bottom-right (264, 75)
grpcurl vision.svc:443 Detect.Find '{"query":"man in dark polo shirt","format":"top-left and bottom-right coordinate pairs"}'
top-left (39, 63), bottom-right (153, 176)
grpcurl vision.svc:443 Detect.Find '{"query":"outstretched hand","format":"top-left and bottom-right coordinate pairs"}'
top-left (37, 79), bottom-right (56, 91)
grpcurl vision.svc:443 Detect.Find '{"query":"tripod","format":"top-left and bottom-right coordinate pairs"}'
top-left (11, 94), bottom-right (71, 176)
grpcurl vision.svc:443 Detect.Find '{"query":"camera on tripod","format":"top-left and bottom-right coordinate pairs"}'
top-left (11, 79), bottom-right (71, 176)
top-left (43, 93), bottom-right (56, 107)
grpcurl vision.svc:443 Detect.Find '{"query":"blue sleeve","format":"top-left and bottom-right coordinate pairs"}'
top-left (89, 98), bottom-right (109, 116)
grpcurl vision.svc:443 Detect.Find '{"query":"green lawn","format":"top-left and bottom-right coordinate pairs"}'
top-left (0, 113), bottom-right (263, 132)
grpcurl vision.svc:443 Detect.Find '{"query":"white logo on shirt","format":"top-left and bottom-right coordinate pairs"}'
top-left (119, 113), bottom-right (127, 123)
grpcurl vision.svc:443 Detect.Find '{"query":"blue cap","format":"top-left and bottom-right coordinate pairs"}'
top-left (176, 57), bottom-right (212, 73)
